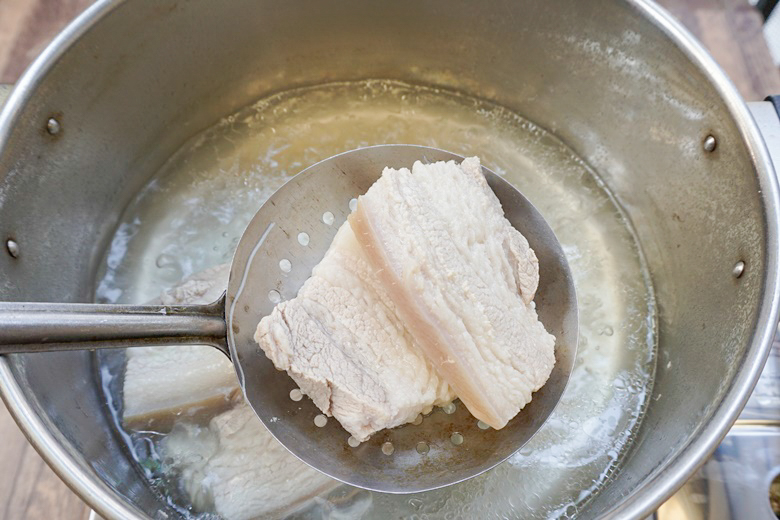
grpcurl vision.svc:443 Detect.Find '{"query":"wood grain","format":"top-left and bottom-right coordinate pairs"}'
top-left (0, 400), bottom-right (90, 520)
top-left (0, 0), bottom-right (95, 83)
top-left (657, 0), bottom-right (780, 100)
top-left (0, 1), bottom-right (779, 519)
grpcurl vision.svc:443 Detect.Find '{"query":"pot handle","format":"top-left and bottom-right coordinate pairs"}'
top-left (0, 296), bottom-right (229, 356)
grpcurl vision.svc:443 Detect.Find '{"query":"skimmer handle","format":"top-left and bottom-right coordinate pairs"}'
top-left (0, 295), bottom-right (228, 356)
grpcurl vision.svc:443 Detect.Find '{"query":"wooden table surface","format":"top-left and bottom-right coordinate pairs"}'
top-left (1, 1), bottom-right (780, 519)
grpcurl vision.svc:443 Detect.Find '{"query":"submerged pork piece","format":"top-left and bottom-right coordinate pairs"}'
top-left (163, 403), bottom-right (335, 520)
top-left (123, 264), bottom-right (238, 430)
top-left (122, 265), bottom-right (336, 519)
top-left (256, 157), bottom-right (555, 437)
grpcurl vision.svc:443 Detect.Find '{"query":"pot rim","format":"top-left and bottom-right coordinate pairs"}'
top-left (599, 1), bottom-right (780, 518)
top-left (0, 3), bottom-right (149, 518)
top-left (0, 1), bottom-right (778, 518)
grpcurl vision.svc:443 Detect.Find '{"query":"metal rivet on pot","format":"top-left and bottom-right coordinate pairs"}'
top-left (46, 117), bottom-right (61, 135)
top-left (703, 135), bottom-right (717, 153)
top-left (733, 260), bottom-right (745, 278)
top-left (6, 239), bottom-right (19, 258)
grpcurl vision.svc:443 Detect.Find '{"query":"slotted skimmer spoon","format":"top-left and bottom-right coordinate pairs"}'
top-left (0, 144), bottom-right (577, 493)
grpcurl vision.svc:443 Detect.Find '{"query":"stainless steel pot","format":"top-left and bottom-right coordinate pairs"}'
top-left (1, 0), bottom-right (779, 518)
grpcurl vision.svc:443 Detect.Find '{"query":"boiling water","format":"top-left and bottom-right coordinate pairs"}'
top-left (95, 80), bottom-right (656, 519)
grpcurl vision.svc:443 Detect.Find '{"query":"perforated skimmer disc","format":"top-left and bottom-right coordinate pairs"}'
top-left (225, 145), bottom-right (577, 493)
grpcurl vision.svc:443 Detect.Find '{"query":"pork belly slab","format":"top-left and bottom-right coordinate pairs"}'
top-left (255, 157), bottom-right (555, 439)
top-left (255, 222), bottom-right (455, 442)
top-left (123, 265), bottom-right (337, 519)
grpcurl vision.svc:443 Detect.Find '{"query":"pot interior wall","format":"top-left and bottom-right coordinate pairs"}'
top-left (0, 0), bottom-right (769, 517)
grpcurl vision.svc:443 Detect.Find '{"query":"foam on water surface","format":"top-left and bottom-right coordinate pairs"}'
top-left (95, 80), bottom-right (656, 519)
